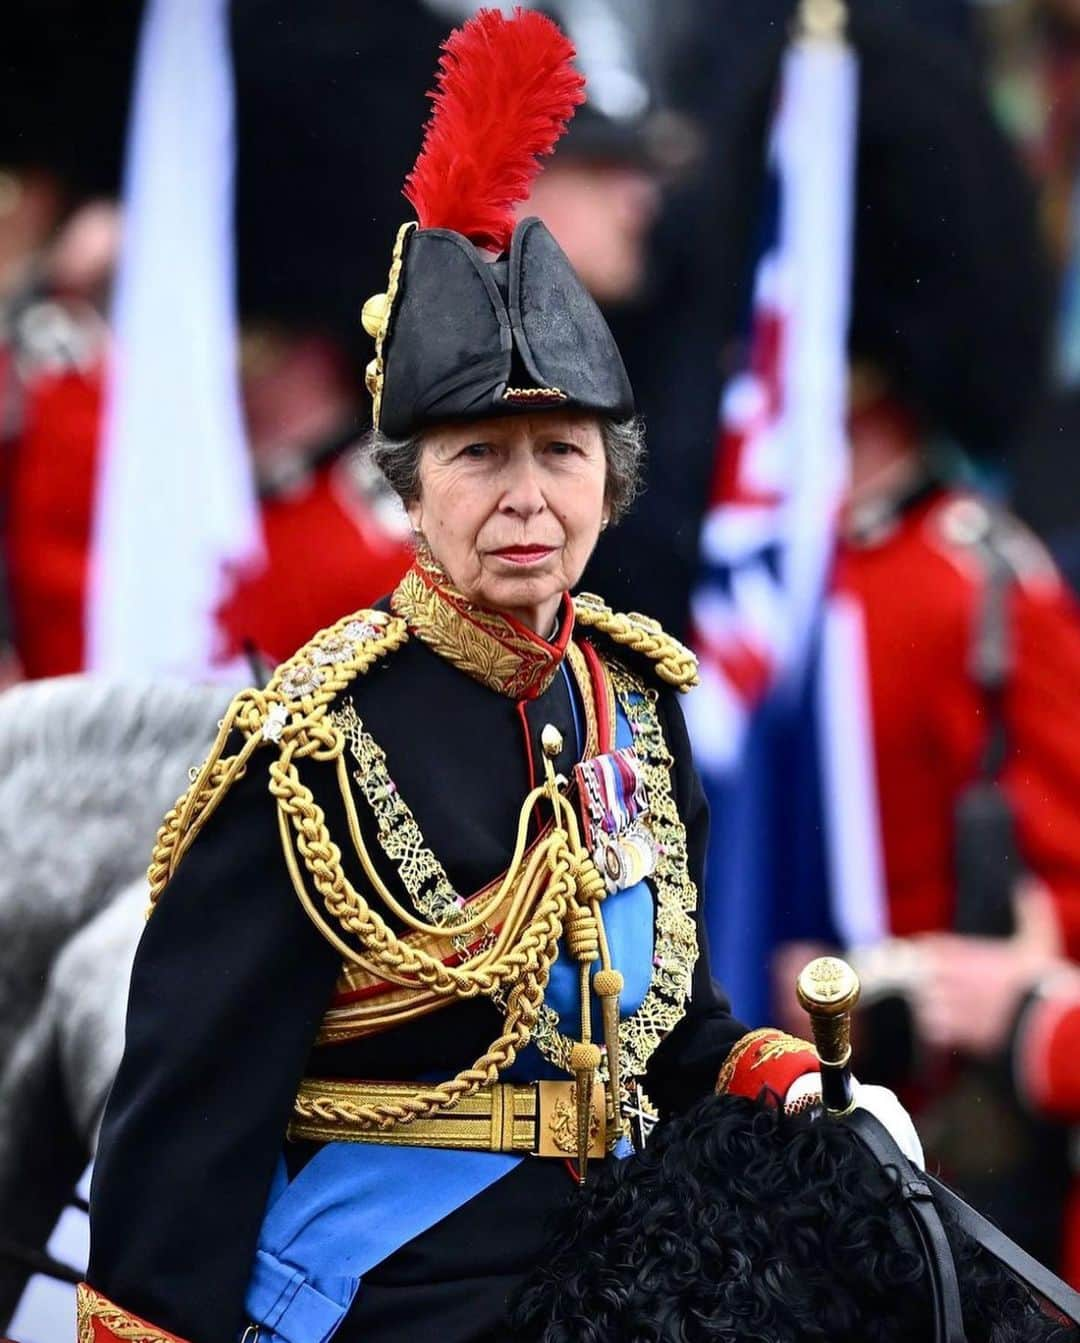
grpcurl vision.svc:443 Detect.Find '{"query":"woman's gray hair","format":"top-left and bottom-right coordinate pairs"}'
top-left (365, 414), bottom-right (646, 523)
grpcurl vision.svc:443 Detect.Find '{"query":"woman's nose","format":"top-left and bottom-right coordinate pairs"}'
top-left (500, 454), bottom-right (546, 516)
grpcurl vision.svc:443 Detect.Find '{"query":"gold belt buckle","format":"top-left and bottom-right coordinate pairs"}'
top-left (535, 1079), bottom-right (607, 1159)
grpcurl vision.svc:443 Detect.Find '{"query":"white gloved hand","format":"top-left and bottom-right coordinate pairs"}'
top-left (782, 1074), bottom-right (925, 1169)
top-left (851, 1080), bottom-right (925, 1168)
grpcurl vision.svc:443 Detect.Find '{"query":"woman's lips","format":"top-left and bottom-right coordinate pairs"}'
top-left (491, 545), bottom-right (556, 566)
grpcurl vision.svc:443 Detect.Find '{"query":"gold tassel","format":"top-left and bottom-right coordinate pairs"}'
top-left (570, 1039), bottom-right (602, 1182)
top-left (564, 877), bottom-right (602, 1181)
top-left (593, 967), bottom-right (624, 1128)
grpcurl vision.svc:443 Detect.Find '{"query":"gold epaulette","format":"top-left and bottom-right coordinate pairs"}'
top-left (145, 608), bottom-right (408, 911)
top-left (573, 592), bottom-right (699, 692)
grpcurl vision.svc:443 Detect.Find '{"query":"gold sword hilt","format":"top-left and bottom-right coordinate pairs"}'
top-left (795, 956), bottom-right (861, 1117)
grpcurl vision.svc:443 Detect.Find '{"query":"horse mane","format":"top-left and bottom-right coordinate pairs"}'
top-left (511, 1093), bottom-right (1073, 1343)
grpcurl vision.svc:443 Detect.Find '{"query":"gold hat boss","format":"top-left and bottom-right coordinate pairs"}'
top-left (360, 220), bottom-right (414, 425)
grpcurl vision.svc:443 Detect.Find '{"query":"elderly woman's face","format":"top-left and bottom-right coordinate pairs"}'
top-left (407, 412), bottom-right (608, 634)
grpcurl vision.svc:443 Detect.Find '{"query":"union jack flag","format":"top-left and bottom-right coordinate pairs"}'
top-left (685, 26), bottom-right (886, 1022)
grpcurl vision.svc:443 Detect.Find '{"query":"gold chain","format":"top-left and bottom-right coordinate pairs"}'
top-left (334, 700), bottom-right (463, 928)
top-left (331, 639), bottom-right (601, 939)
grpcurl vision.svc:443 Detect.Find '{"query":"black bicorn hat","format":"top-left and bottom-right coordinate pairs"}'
top-left (360, 8), bottom-right (634, 439)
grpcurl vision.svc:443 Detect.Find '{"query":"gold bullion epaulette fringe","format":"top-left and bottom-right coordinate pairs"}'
top-left (573, 592), bottom-right (699, 692)
top-left (145, 609), bottom-right (408, 911)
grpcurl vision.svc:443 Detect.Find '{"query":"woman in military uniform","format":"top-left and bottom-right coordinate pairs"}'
top-left (79, 13), bottom-right (834, 1342)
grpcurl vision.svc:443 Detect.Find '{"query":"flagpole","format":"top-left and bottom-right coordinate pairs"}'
top-left (688, 0), bottom-right (866, 1020)
top-left (789, 0), bottom-right (889, 949)
top-left (777, 0), bottom-right (855, 671)
top-left (796, 0), bottom-right (847, 42)
top-left (88, 0), bottom-right (262, 679)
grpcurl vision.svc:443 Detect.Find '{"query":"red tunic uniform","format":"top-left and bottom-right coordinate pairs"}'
top-left (1020, 986), bottom-right (1080, 1123)
top-left (213, 455), bottom-right (413, 666)
top-left (838, 489), bottom-right (1080, 957)
top-left (1, 343), bottom-right (414, 676)
top-left (1015, 982), bottom-right (1080, 1283)
top-left (4, 362), bottom-right (103, 678)
top-left (839, 487), bottom-right (1080, 1282)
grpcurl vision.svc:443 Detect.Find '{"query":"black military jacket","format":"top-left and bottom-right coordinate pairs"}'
top-left (87, 564), bottom-right (746, 1343)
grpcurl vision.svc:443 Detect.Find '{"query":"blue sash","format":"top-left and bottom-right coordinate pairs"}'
top-left (242, 689), bottom-right (653, 1342)
top-left (243, 1145), bottom-right (520, 1342)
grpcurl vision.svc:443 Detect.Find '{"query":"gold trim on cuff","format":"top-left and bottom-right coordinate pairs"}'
top-left (76, 1283), bottom-right (183, 1343)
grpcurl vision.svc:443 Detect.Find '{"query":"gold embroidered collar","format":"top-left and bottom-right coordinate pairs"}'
top-left (391, 552), bottom-right (574, 700)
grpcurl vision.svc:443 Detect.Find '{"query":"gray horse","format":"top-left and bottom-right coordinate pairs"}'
top-left (0, 677), bottom-right (232, 1324)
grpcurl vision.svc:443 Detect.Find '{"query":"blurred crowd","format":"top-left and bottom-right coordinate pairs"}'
top-left (6, 0), bottom-right (1080, 1331)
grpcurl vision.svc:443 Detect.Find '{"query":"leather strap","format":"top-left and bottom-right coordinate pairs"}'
top-left (848, 1109), bottom-right (967, 1343)
top-left (847, 1109), bottom-right (1080, 1336)
top-left (926, 1170), bottom-right (1080, 1325)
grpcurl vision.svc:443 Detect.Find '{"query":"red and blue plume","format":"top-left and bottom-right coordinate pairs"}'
top-left (403, 7), bottom-right (586, 253)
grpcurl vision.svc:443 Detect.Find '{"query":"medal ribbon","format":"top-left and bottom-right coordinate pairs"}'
top-left (574, 747), bottom-right (649, 851)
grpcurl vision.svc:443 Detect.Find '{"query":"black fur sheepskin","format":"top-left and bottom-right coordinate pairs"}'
top-left (509, 1094), bottom-right (1076, 1343)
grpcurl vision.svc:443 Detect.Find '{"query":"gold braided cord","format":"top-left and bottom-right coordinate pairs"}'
top-left (274, 746), bottom-right (588, 1000)
top-left (145, 609), bottom-right (410, 913)
top-left (289, 970), bottom-right (550, 1134)
top-left (284, 743), bottom-right (589, 1029)
top-left (271, 717), bottom-right (624, 1132)
top-left (331, 716), bottom-right (544, 940)
top-left (146, 708), bottom-right (256, 909)
top-left (332, 641), bottom-right (602, 941)
top-left (280, 771), bottom-right (577, 1129)
top-left (275, 759), bottom-right (566, 995)
top-left (564, 902), bottom-right (600, 961)
top-left (291, 990), bottom-right (548, 1133)
top-left (502, 385), bottom-right (568, 401)
top-left (156, 730), bottom-right (263, 901)
top-left (277, 801), bottom-right (420, 991)
top-left (274, 640), bottom-right (695, 1143)
top-left (268, 665), bottom-right (627, 1133)
top-left (573, 592), bottom-right (700, 691)
top-left (367, 220), bottom-right (416, 427)
top-left (314, 639), bottom-right (605, 1046)
top-left (141, 592), bottom-right (644, 1143)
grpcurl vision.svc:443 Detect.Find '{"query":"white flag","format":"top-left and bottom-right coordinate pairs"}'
top-left (88, 0), bottom-right (261, 678)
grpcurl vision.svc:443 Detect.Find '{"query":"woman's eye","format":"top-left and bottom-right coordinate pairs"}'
top-left (460, 443), bottom-right (491, 460)
top-left (545, 441), bottom-right (577, 457)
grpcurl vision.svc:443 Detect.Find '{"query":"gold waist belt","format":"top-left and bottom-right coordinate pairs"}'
top-left (290, 1077), bottom-right (608, 1159)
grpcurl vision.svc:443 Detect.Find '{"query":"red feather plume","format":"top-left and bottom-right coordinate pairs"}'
top-left (403, 7), bottom-right (586, 253)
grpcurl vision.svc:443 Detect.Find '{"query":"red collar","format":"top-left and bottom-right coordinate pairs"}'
top-left (391, 552), bottom-right (574, 699)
